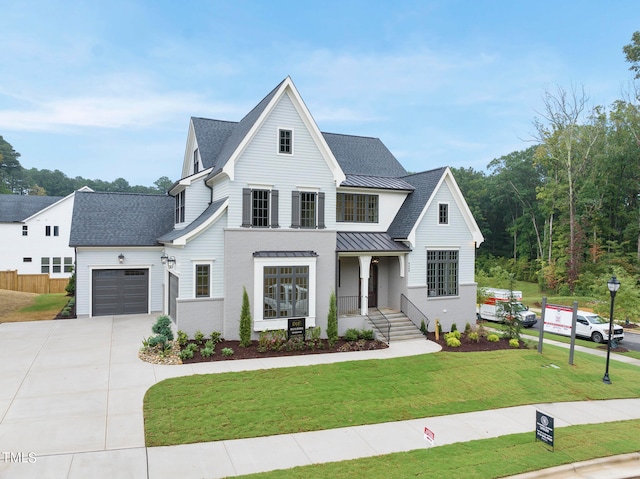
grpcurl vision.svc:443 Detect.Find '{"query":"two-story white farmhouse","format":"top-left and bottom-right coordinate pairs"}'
top-left (70, 77), bottom-right (483, 338)
top-left (0, 190), bottom-right (90, 278)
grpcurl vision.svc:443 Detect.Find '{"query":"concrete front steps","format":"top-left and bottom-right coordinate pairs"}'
top-left (368, 309), bottom-right (426, 342)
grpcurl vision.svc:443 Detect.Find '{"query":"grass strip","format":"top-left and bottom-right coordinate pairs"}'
top-left (234, 419), bottom-right (640, 479)
top-left (144, 344), bottom-right (640, 446)
top-left (18, 293), bottom-right (68, 313)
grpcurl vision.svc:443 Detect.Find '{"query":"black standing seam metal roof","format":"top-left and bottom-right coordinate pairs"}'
top-left (386, 167), bottom-right (448, 240)
top-left (340, 175), bottom-right (415, 190)
top-left (253, 251), bottom-right (319, 257)
top-left (158, 197), bottom-right (227, 243)
top-left (69, 191), bottom-right (175, 247)
top-left (0, 194), bottom-right (65, 222)
top-left (336, 232), bottom-right (411, 252)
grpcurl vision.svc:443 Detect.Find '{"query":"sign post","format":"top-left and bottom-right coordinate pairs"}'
top-left (535, 411), bottom-right (554, 451)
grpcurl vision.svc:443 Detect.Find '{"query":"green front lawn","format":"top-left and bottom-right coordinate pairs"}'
top-left (235, 420), bottom-right (640, 479)
top-left (144, 344), bottom-right (640, 447)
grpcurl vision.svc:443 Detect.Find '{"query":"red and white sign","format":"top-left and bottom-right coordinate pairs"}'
top-left (423, 426), bottom-right (435, 445)
top-left (543, 304), bottom-right (574, 335)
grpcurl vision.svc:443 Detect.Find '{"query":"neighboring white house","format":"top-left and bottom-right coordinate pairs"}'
top-left (0, 188), bottom-right (91, 278)
top-left (70, 77), bottom-right (484, 338)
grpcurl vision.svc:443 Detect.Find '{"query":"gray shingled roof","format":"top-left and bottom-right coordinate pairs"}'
top-left (336, 232), bottom-right (411, 252)
top-left (0, 194), bottom-right (64, 222)
top-left (323, 132), bottom-right (407, 177)
top-left (341, 175), bottom-right (415, 190)
top-left (158, 197), bottom-right (227, 243)
top-left (205, 79), bottom-right (286, 180)
top-left (386, 167), bottom-right (447, 240)
top-left (191, 118), bottom-right (236, 170)
top-left (70, 191), bottom-right (174, 247)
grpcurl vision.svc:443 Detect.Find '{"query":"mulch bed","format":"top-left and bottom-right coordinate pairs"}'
top-left (427, 332), bottom-right (528, 352)
top-left (180, 338), bottom-right (388, 363)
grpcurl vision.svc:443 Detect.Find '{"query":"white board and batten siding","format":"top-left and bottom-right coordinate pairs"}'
top-left (74, 248), bottom-right (164, 316)
top-left (227, 92), bottom-right (337, 229)
top-left (165, 210), bottom-right (227, 299)
top-left (408, 177), bottom-right (476, 288)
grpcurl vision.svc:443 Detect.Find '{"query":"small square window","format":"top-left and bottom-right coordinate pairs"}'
top-left (439, 203), bottom-right (449, 225)
top-left (22, 225), bottom-right (28, 236)
top-left (279, 129), bottom-right (292, 154)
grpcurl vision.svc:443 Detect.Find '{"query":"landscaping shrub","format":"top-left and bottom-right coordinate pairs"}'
top-left (468, 331), bottom-right (479, 342)
top-left (327, 291), bottom-right (338, 346)
top-left (65, 269), bottom-right (75, 295)
top-left (240, 287), bottom-right (252, 347)
top-left (179, 348), bottom-right (194, 360)
top-left (509, 338), bottom-right (520, 348)
top-left (194, 330), bottom-right (205, 345)
top-left (451, 323), bottom-right (458, 332)
top-left (487, 333), bottom-right (500, 342)
top-left (305, 326), bottom-right (322, 341)
top-left (210, 331), bottom-right (223, 343)
top-left (176, 330), bottom-right (189, 347)
top-left (420, 319), bottom-right (427, 336)
top-left (344, 328), bottom-right (360, 342)
top-left (200, 346), bottom-right (215, 357)
top-left (221, 347), bottom-right (234, 357)
top-left (464, 322), bottom-right (472, 333)
top-left (152, 315), bottom-right (174, 341)
top-left (284, 337), bottom-right (306, 351)
top-left (204, 339), bottom-right (215, 350)
top-left (257, 330), bottom-right (287, 352)
top-left (445, 335), bottom-right (461, 347)
top-left (360, 329), bottom-right (375, 340)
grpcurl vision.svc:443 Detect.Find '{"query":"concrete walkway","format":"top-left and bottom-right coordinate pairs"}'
top-left (0, 316), bottom-right (639, 478)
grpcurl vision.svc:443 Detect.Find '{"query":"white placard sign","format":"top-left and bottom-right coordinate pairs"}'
top-left (543, 304), bottom-right (573, 335)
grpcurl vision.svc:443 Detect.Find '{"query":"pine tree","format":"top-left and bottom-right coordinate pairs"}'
top-left (240, 287), bottom-right (252, 347)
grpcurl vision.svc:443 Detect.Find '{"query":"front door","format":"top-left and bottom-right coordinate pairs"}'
top-left (368, 262), bottom-right (378, 308)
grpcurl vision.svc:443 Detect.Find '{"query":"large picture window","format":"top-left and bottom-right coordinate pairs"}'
top-left (336, 193), bottom-right (378, 223)
top-left (263, 266), bottom-right (309, 319)
top-left (427, 250), bottom-right (458, 297)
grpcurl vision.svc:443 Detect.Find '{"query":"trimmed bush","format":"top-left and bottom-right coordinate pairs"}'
top-left (445, 336), bottom-right (461, 347)
top-left (360, 329), bottom-right (375, 340)
top-left (240, 287), bottom-right (252, 347)
top-left (200, 346), bottom-right (214, 358)
top-left (210, 331), bottom-right (223, 343)
top-left (176, 330), bottom-right (189, 347)
top-left (451, 323), bottom-right (458, 332)
top-left (487, 333), bottom-right (500, 342)
top-left (221, 347), bottom-right (234, 357)
top-left (179, 348), bottom-right (194, 360)
top-left (464, 322), bottom-right (472, 333)
top-left (468, 331), bottom-right (479, 342)
top-left (194, 330), bottom-right (205, 344)
top-left (152, 315), bottom-right (174, 342)
top-left (344, 328), bottom-right (360, 342)
top-left (420, 319), bottom-right (427, 335)
top-left (509, 338), bottom-right (520, 348)
top-left (327, 291), bottom-right (338, 346)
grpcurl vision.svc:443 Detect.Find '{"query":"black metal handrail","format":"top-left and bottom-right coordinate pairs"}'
top-left (367, 307), bottom-right (391, 343)
top-left (337, 295), bottom-right (360, 316)
top-left (401, 294), bottom-right (430, 332)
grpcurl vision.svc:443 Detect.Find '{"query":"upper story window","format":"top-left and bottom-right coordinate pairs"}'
top-left (279, 129), bottom-right (292, 154)
top-left (45, 225), bottom-right (60, 236)
top-left (22, 225), bottom-right (28, 236)
top-left (54, 226), bottom-right (59, 236)
top-left (292, 191), bottom-right (325, 229)
top-left (439, 203), bottom-right (449, 225)
top-left (193, 148), bottom-right (199, 174)
top-left (242, 188), bottom-right (279, 228)
top-left (175, 190), bottom-right (185, 223)
top-left (45, 225), bottom-right (50, 236)
top-left (336, 193), bottom-right (378, 223)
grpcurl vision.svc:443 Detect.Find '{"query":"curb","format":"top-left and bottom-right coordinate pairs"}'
top-left (506, 452), bottom-right (640, 478)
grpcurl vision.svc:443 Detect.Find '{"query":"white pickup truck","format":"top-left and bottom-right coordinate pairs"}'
top-left (544, 305), bottom-right (624, 343)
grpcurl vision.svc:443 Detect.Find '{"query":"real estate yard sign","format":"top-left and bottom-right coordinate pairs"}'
top-left (543, 304), bottom-right (574, 335)
top-left (535, 411), bottom-right (554, 451)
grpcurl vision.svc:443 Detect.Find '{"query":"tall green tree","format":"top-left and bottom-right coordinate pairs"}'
top-left (623, 31), bottom-right (640, 79)
top-left (0, 135), bottom-right (25, 193)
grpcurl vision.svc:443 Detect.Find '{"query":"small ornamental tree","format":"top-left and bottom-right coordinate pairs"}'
top-left (327, 290), bottom-right (338, 346)
top-left (239, 287), bottom-right (252, 347)
top-left (498, 284), bottom-right (522, 341)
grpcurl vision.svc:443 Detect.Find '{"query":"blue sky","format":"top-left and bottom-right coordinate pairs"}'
top-left (1, 0), bottom-right (638, 187)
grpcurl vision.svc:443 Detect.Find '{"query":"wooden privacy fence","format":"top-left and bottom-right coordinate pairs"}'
top-left (0, 270), bottom-right (69, 294)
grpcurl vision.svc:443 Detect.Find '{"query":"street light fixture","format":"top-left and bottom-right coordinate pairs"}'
top-left (602, 275), bottom-right (620, 384)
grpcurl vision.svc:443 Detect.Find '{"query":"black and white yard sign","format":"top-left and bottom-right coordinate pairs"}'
top-left (535, 411), bottom-right (554, 450)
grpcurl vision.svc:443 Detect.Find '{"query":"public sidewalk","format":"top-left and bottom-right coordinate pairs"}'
top-left (1, 316), bottom-right (640, 478)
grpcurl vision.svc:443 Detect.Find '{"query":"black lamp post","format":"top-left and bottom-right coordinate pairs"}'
top-left (602, 275), bottom-right (620, 384)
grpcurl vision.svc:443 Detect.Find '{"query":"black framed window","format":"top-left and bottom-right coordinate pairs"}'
top-left (242, 188), bottom-right (279, 228)
top-left (439, 203), bottom-right (449, 225)
top-left (279, 129), bottom-right (292, 154)
top-left (22, 225), bottom-right (28, 236)
top-left (252, 189), bottom-right (270, 227)
top-left (175, 191), bottom-right (185, 223)
top-left (300, 192), bottom-right (316, 228)
top-left (54, 225), bottom-right (59, 236)
top-left (193, 148), bottom-right (199, 174)
top-left (263, 266), bottom-right (308, 319)
top-left (64, 257), bottom-right (73, 273)
top-left (336, 193), bottom-right (378, 223)
top-left (52, 257), bottom-right (61, 273)
top-left (427, 250), bottom-right (458, 297)
top-left (41, 257), bottom-right (50, 273)
top-left (45, 225), bottom-right (51, 236)
top-left (195, 264), bottom-right (210, 298)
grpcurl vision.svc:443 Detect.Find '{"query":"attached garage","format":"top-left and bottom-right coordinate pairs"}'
top-left (92, 269), bottom-right (149, 316)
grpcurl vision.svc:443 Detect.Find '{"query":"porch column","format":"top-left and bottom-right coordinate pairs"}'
top-left (358, 255), bottom-right (372, 315)
top-left (398, 255), bottom-right (405, 278)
